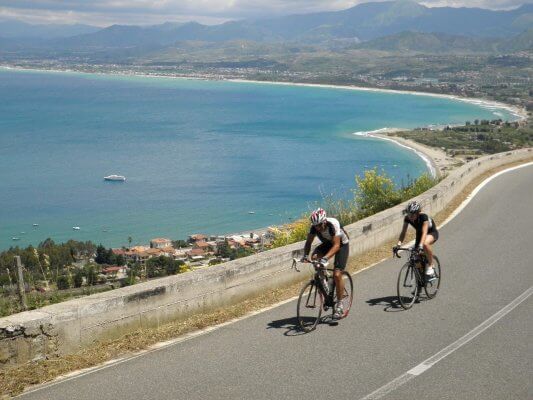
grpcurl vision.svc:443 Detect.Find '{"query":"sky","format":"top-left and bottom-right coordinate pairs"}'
top-left (0, 0), bottom-right (529, 27)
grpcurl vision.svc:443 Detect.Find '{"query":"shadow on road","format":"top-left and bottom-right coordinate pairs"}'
top-left (366, 296), bottom-right (403, 312)
top-left (266, 316), bottom-right (307, 336)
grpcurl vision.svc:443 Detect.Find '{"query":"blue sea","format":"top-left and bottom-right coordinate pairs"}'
top-left (0, 68), bottom-right (516, 250)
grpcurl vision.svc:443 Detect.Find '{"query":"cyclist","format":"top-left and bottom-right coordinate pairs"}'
top-left (395, 201), bottom-right (439, 281)
top-left (302, 208), bottom-right (350, 319)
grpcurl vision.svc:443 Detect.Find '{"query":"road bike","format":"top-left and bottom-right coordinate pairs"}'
top-left (393, 247), bottom-right (441, 310)
top-left (292, 259), bottom-right (353, 332)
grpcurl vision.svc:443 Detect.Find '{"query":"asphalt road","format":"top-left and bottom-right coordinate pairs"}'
top-left (18, 164), bottom-right (533, 400)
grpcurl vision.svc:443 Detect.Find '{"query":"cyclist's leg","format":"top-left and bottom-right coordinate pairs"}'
top-left (333, 245), bottom-right (349, 302)
top-left (423, 233), bottom-right (436, 266)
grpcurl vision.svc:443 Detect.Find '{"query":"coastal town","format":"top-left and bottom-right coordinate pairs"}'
top-left (111, 230), bottom-right (275, 274)
top-left (0, 228), bottom-right (279, 316)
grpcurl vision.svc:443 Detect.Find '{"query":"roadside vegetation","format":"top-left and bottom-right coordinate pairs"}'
top-left (270, 169), bottom-right (438, 247)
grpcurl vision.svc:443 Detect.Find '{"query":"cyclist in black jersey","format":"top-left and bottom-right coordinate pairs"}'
top-left (302, 208), bottom-right (350, 319)
top-left (396, 201), bottom-right (439, 281)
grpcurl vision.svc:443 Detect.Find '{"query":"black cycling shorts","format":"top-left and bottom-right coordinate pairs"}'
top-left (428, 229), bottom-right (439, 242)
top-left (312, 242), bottom-right (349, 270)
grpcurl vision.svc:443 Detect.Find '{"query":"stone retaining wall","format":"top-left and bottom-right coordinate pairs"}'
top-left (1, 148), bottom-right (531, 367)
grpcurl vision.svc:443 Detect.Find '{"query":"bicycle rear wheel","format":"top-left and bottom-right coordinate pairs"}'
top-left (397, 263), bottom-right (419, 310)
top-left (424, 255), bottom-right (441, 299)
top-left (297, 280), bottom-right (323, 332)
top-left (332, 271), bottom-right (354, 319)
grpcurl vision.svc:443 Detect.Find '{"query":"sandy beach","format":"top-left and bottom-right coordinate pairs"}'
top-left (372, 132), bottom-right (458, 178)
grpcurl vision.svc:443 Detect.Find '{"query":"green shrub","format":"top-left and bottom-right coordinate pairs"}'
top-left (271, 168), bottom-right (439, 248)
top-left (400, 173), bottom-right (439, 200)
top-left (56, 275), bottom-right (70, 290)
top-left (354, 168), bottom-right (402, 218)
top-left (270, 218), bottom-right (310, 248)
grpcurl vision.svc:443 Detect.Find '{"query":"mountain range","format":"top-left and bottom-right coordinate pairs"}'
top-left (0, 0), bottom-right (533, 58)
top-left (1, 0), bottom-right (531, 51)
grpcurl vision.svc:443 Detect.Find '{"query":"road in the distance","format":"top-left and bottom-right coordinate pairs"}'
top-left (18, 164), bottom-right (533, 400)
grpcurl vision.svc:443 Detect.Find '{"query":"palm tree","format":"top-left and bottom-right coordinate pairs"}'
top-left (128, 236), bottom-right (132, 248)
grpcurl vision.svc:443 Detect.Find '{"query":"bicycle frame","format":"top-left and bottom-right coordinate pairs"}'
top-left (292, 258), bottom-right (335, 299)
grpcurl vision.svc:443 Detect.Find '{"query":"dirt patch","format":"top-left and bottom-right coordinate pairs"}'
top-left (1, 156), bottom-right (532, 398)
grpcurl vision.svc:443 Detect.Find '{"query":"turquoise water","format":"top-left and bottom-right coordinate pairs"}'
top-left (0, 68), bottom-right (515, 250)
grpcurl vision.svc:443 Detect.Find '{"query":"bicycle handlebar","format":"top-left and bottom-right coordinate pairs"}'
top-left (291, 258), bottom-right (329, 272)
top-left (393, 246), bottom-right (419, 259)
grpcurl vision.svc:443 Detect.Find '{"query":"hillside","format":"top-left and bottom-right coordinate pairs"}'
top-left (2, 1), bottom-right (529, 51)
top-left (355, 30), bottom-right (533, 53)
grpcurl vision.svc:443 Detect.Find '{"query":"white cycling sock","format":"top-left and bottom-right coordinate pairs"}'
top-left (425, 265), bottom-right (435, 275)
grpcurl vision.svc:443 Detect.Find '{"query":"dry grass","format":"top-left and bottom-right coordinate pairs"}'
top-left (1, 156), bottom-right (531, 398)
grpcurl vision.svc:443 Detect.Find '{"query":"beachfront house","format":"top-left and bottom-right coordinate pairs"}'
top-left (150, 238), bottom-right (173, 249)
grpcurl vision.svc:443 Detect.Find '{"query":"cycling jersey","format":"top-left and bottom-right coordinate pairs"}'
top-left (310, 217), bottom-right (349, 246)
top-left (404, 213), bottom-right (439, 247)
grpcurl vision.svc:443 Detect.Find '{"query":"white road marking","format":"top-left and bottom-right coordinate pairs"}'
top-left (440, 161), bottom-right (533, 228)
top-left (359, 286), bottom-right (533, 400)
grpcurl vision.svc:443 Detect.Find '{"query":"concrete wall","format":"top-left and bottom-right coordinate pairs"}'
top-left (1, 148), bottom-right (531, 368)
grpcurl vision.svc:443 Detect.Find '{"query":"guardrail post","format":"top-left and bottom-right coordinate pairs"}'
top-left (14, 256), bottom-right (28, 311)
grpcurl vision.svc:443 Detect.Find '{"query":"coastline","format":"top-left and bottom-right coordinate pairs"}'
top-left (352, 128), bottom-right (449, 178)
top-left (1, 64), bottom-right (526, 190)
top-left (228, 78), bottom-right (528, 123)
top-left (1, 64), bottom-right (528, 123)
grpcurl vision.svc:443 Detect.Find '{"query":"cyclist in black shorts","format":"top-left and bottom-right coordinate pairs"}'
top-left (302, 208), bottom-right (350, 319)
top-left (396, 201), bottom-right (439, 281)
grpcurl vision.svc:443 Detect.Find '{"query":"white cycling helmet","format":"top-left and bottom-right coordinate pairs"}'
top-left (406, 201), bottom-right (421, 214)
top-left (310, 208), bottom-right (327, 225)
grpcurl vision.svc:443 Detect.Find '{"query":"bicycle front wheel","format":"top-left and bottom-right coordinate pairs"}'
top-left (332, 271), bottom-right (354, 318)
top-left (297, 281), bottom-right (323, 332)
top-left (424, 255), bottom-right (441, 299)
top-left (397, 263), bottom-right (419, 310)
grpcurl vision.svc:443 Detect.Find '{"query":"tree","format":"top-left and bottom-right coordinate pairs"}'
top-left (84, 264), bottom-right (97, 286)
top-left (73, 269), bottom-right (83, 288)
top-left (56, 275), bottom-right (70, 290)
top-left (114, 254), bottom-right (126, 266)
top-left (128, 236), bottom-right (132, 248)
top-left (172, 240), bottom-right (188, 249)
top-left (217, 241), bottom-right (232, 259)
top-left (94, 245), bottom-right (114, 265)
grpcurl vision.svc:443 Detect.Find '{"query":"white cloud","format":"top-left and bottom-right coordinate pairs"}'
top-left (0, 1), bottom-right (528, 26)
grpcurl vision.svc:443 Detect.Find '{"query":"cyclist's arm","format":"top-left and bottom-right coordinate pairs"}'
top-left (324, 235), bottom-right (341, 260)
top-left (397, 220), bottom-right (408, 245)
top-left (303, 233), bottom-right (316, 257)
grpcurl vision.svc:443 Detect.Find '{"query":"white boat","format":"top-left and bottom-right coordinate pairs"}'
top-left (33, 223), bottom-right (39, 227)
top-left (104, 175), bottom-right (126, 182)
top-left (72, 226), bottom-right (81, 230)
top-left (12, 237), bottom-right (20, 241)
top-left (248, 211), bottom-right (255, 214)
